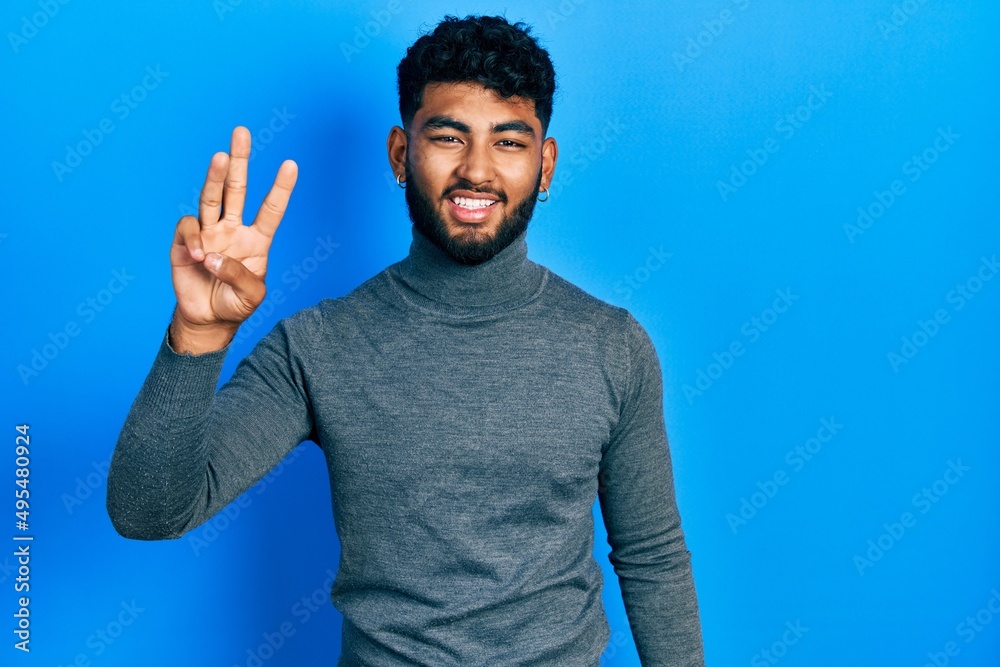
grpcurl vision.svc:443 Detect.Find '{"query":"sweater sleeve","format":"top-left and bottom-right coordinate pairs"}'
top-left (106, 311), bottom-right (316, 540)
top-left (597, 312), bottom-right (704, 666)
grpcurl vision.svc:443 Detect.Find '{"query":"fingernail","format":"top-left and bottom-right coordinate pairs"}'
top-left (191, 247), bottom-right (204, 261)
top-left (206, 253), bottom-right (222, 270)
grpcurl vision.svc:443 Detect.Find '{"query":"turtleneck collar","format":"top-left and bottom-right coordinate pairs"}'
top-left (384, 225), bottom-right (548, 317)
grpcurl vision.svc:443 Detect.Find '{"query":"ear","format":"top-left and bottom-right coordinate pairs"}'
top-left (540, 136), bottom-right (558, 192)
top-left (387, 126), bottom-right (408, 182)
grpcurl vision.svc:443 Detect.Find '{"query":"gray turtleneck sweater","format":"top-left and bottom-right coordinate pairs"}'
top-left (107, 226), bottom-right (704, 666)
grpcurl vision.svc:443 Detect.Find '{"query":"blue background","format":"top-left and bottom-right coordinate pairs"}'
top-left (3, 0), bottom-right (999, 665)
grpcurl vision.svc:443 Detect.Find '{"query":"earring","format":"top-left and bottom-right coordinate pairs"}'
top-left (396, 173), bottom-right (406, 189)
top-left (537, 186), bottom-right (550, 202)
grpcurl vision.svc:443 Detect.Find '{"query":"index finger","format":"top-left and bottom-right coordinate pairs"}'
top-left (251, 160), bottom-right (298, 238)
top-left (198, 151), bottom-right (228, 228)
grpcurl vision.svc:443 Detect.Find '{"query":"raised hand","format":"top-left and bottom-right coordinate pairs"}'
top-left (168, 126), bottom-right (298, 354)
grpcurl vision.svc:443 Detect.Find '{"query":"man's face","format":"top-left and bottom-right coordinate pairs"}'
top-left (389, 81), bottom-right (557, 265)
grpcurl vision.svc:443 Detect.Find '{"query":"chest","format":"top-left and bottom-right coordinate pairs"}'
top-left (307, 319), bottom-right (618, 508)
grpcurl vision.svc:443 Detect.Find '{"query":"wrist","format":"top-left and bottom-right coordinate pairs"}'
top-left (168, 311), bottom-right (239, 355)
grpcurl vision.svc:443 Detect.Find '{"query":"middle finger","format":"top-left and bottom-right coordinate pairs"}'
top-left (220, 126), bottom-right (251, 225)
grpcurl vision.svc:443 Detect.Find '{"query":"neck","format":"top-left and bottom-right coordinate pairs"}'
top-left (386, 225), bottom-right (547, 315)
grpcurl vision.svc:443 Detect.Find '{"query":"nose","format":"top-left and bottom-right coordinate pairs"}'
top-left (455, 138), bottom-right (496, 186)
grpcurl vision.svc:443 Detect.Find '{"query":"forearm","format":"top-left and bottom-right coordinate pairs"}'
top-left (107, 312), bottom-right (317, 541)
top-left (600, 311), bottom-right (705, 665)
top-left (107, 326), bottom-right (230, 540)
top-left (612, 518), bottom-right (703, 666)
top-left (601, 447), bottom-right (704, 665)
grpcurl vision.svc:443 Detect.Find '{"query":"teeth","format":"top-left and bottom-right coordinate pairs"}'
top-left (452, 196), bottom-right (495, 209)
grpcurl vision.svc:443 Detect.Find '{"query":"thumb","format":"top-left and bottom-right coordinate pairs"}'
top-left (204, 252), bottom-right (266, 312)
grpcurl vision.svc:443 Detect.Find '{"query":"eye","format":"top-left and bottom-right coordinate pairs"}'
top-left (432, 136), bottom-right (460, 143)
top-left (497, 139), bottom-right (524, 148)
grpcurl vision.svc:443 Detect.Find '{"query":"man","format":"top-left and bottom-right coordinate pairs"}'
top-left (107, 14), bottom-right (704, 666)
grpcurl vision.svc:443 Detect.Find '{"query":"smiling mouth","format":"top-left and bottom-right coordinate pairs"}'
top-left (450, 195), bottom-right (498, 209)
top-left (448, 196), bottom-right (499, 222)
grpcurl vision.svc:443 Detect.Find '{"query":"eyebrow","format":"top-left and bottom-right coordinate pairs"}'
top-left (420, 115), bottom-right (536, 138)
top-left (421, 116), bottom-right (469, 133)
top-left (493, 120), bottom-right (536, 137)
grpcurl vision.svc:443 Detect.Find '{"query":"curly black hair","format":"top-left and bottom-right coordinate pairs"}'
top-left (396, 15), bottom-right (557, 136)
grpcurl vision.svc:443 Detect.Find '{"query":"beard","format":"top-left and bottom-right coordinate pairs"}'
top-left (403, 158), bottom-right (542, 266)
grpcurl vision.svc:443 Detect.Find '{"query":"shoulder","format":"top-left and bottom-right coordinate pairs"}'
top-left (538, 266), bottom-right (648, 342)
top-left (535, 267), bottom-right (665, 423)
top-left (534, 265), bottom-right (661, 382)
top-left (272, 271), bottom-right (390, 344)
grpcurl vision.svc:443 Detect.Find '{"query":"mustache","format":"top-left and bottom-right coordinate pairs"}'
top-left (442, 181), bottom-right (507, 203)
